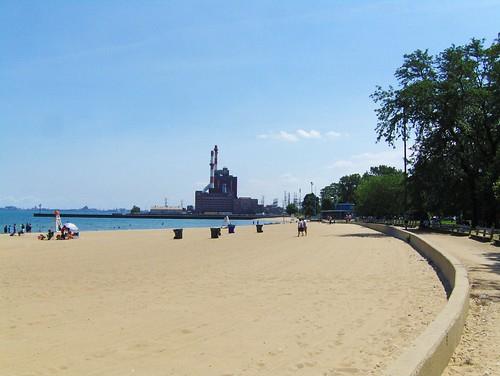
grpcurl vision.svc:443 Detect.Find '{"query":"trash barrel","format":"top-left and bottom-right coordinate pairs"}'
top-left (228, 224), bottom-right (235, 234)
top-left (173, 228), bottom-right (183, 239)
top-left (256, 224), bottom-right (263, 233)
top-left (210, 227), bottom-right (220, 239)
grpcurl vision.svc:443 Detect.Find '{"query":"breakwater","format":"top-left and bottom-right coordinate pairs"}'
top-left (33, 212), bottom-right (282, 220)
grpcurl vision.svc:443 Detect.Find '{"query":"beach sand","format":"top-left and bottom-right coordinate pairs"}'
top-left (1, 223), bottom-right (446, 376)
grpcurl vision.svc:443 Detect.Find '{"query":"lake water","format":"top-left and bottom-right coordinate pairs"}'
top-left (0, 209), bottom-right (276, 233)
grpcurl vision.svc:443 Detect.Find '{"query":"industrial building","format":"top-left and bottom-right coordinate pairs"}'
top-left (195, 145), bottom-right (259, 214)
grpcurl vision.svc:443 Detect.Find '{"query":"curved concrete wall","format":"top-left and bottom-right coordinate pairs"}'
top-left (359, 224), bottom-right (469, 376)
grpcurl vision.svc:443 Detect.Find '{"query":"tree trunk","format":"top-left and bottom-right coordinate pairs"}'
top-left (468, 176), bottom-right (479, 228)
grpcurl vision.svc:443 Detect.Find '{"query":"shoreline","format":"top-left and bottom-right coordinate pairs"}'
top-left (1, 215), bottom-right (289, 235)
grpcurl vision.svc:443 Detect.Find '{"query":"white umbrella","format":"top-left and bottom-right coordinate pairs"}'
top-left (63, 223), bottom-right (79, 232)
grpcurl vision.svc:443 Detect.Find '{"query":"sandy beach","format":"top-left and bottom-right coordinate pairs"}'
top-left (1, 223), bottom-right (446, 375)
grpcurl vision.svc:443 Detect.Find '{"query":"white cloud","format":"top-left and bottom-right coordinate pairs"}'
top-left (296, 129), bottom-right (321, 139)
top-left (257, 129), bottom-right (342, 143)
top-left (257, 130), bottom-right (299, 142)
top-left (278, 131), bottom-right (300, 142)
top-left (325, 131), bottom-right (342, 139)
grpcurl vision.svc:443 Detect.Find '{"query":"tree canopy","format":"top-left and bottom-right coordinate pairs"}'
top-left (320, 183), bottom-right (339, 209)
top-left (319, 166), bottom-right (402, 218)
top-left (285, 203), bottom-right (298, 215)
top-left (355, 169), bottom-right (404, 217)
top-left (302, 193), bottom-right (319, 217)
top-left (338, 174), bottom-right (361, 203)
top-left (372, 37), bottom-right (500, 226)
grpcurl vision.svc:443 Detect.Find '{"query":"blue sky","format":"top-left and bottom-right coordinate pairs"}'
top-left (1, 0), bottom-right (499, 209)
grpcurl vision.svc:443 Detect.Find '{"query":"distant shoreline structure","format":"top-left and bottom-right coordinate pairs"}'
top-left (33, 212), bottom-right (284, 220)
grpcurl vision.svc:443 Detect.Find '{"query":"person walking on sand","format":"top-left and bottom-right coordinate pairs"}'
top-left (303, 219), bottom-right (308, 236)
top-left (297, 219), bottom-right (305, 237)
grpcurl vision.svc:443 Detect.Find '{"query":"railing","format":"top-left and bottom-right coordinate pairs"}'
top-left (356, 218), bottom-right (500, 246)
top-left (356, 218), bottom-right (420, 228)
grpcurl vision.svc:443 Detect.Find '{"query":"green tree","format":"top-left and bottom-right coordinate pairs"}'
top-left (319, 183), bottom-right (340, 203)
top-left (338, 174), bottom-right (361, 203)
top-left (130, 205), bottom-right (141, 214)
top-left (286, 203), bottom-right (298, 215)
top-left (372, 37), bottom-right (500, 226)
top-left (302, 193), bottom-right (319, 217)
top-left (495, 178), bottom-right (500, 201)
top-left (355, 170), bottom-right (404, 217)
top-left (321, 196), bottom-right (334, 210)
top-left (362, 165), bottom-right (399, 179)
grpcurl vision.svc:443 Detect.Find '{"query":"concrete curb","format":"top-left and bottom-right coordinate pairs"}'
top-left (358, 224), bottom-right (469, 376)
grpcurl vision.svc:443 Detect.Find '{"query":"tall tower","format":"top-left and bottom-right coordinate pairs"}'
top-left (214, 145), bottom-right (218, 172)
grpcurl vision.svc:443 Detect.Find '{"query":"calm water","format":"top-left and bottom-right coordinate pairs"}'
top-left (0, 209), bottom-right (275, 233)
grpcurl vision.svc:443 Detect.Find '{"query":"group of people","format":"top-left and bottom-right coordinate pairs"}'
top-left (3, 223), bottom-right (32, 236)
top-left (38, 229), bottom-right (55, 240)
top-left (58, 225), bottom-right (77, 240)
top-left (38, 225), bottom-right (78, 240)
top-left (297, 218), bottom-right (308, 236)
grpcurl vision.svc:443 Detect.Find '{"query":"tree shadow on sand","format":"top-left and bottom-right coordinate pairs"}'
top-left (468, 250), bottom-right (500, 302)
top-left (337, 233), bottom-right (389, 238)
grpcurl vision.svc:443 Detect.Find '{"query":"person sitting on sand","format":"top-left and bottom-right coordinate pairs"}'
top-left (61, 226), bottom-right (68, 240)
top-left (56, 226), bottom-right (67, 240)
top-left (38, 229), bottom-right (54, 240)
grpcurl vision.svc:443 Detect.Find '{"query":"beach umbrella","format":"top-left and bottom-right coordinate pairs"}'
top-left (63, 223), bottom-right (79, 232)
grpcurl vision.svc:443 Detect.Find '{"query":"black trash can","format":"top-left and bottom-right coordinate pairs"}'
top-left (256, 224), bottom-right (263, 233)
top-left (228, 224), bottom-right (235, 234)
top-left (210, 227), bottom-right (220, 239)
top-left (173, 228), bottom-right (183, 239)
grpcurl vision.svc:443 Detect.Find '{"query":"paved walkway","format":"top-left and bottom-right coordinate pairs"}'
top-left (413, 232), bottom-right (499, 376)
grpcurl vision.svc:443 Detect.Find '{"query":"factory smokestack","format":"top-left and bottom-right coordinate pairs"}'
top-left (214, 145), bottom-right (218, 173)
top-left (204, 147), bottom-right (217, 192)
top-left (209, 150), bottom-right (215, 189)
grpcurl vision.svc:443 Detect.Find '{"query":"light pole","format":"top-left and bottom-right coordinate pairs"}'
top-left (403, 110), bottom-right (408, 230)
top-left (310, 182), bottom-right (315, 217)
